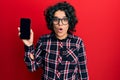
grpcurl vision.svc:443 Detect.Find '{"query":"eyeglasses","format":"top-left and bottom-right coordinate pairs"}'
top-left (53, 17), bottom-right (68, 25)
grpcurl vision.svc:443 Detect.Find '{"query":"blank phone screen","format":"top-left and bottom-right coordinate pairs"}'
top-left (20, 18), bottom-right (31, 39)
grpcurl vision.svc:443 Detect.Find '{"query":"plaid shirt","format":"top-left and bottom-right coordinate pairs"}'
top-left (24, 33), bottom-right (88, 80)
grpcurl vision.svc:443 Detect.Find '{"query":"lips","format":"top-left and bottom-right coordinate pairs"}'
top-left (58, 28), bottom-right (63, 32)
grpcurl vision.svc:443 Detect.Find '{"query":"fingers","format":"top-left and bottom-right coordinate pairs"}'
top-left (18, 27), bottom-right (20, 36)
top-left (31, 29), bottom-right (33, 34)
top-left (18, 27), bottom-right (20, 31)
top-left (30, 29), bottom-right (34, 36)
top-left (30, 29), bottom-right (34, 43)
top-left (18, 32), bottom-right (21, 36)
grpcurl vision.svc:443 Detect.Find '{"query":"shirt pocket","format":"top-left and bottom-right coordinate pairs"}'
top-left (61, 47), bottom-right (78, 63)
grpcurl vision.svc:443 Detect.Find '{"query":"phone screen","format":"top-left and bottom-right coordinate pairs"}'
top-left (20, 18), bottom-right (31, 39)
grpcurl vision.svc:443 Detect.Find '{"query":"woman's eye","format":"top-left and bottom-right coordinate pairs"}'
top-left (63, 18), bottom-right (68, 21)
top-left (53, 18), bottom-right (59, 21)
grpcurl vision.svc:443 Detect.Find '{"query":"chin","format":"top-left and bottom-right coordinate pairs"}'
top-left (56, 33), bottom-right (64, 37)
top-left (56, 32), bottom-right (67, 38)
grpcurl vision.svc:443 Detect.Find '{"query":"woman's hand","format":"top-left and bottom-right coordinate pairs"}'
top-left (18, 27), bottom-right (34, 60)
top-left (18, 27), bottom-right (34, 46)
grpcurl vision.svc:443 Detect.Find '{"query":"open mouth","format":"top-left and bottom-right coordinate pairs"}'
top-left (58, 28), bottom-right (63, 32)
top-left (59, 28), bottom-right (63, 30)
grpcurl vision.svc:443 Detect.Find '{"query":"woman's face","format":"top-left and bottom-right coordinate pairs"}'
top-left (53, 10), bottom-right (69, 40)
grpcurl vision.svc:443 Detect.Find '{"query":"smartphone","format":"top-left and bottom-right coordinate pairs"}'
top-left (20, 18), bottom-right (31, 39)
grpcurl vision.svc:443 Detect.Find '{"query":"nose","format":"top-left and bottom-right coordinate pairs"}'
top-left (58, 20), bottom-right (63, 26)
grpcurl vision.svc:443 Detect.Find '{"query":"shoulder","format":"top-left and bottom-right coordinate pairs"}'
top-left (40, 34), bottom-right (51, 39)
top-left (69, 34), bottom-right (83, 41)
top-left (69, 34), bottom-right (84, 46)
top-left (71, 35), bottom-right (86, 51)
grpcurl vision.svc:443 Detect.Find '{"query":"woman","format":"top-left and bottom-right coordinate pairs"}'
top-left (19, 1), bottom-right (88, 80)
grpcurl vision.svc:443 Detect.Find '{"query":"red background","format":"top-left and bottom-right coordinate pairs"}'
top-left (0, 0), bottom-right (120, 80)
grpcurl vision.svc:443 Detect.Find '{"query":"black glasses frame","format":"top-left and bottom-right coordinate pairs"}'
top-left (53, 17), bottom-right (69, 25)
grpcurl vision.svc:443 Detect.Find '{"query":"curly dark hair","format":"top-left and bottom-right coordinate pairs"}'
top-left (44, 1), bottom-right (78, 33)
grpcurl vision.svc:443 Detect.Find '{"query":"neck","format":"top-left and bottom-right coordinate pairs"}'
top-left (56, 34), bottom-right (68, 40)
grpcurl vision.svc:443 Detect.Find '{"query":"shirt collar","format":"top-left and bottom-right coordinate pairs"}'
top-left (49, 32), bottom-right (74, 40)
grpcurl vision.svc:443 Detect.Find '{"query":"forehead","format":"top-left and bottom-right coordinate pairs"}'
top-left (54, 10), bottom-right (66, 18)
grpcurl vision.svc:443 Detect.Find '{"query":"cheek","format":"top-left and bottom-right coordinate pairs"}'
top-left (64, 25), bottom-right (69, 31)
top-left (53, 26), bottom-right (57, 32)
top-left (53, 25), bottom-right (57, 31)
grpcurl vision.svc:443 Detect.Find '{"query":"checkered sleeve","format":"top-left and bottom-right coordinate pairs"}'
top-left (78, 39), bottom-right (89, 80)
top-left (24, 38), bottom-right (43, 72)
